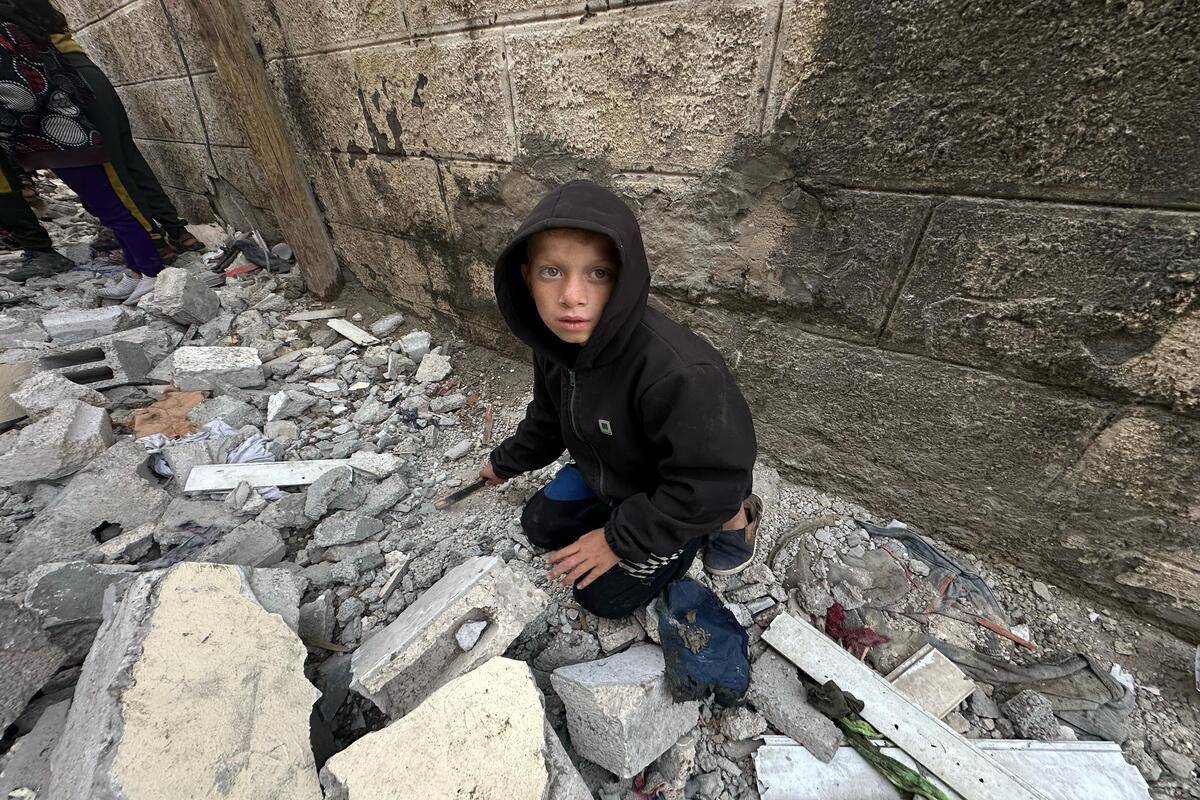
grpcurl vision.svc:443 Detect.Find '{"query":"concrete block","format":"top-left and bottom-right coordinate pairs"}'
top-left (400, 330), bottom-right (432, 361)
top-left (40, 306), bottom-right (138, 345)
top-left (350, 555), bottom-right (548, 718)
top-left (322, 657), bottom-right (590, 800)
top-left (24, 560), bottom-right (138, 661)
top-left (138, 267), bottom-right (221, 324)
top-left (0, 399), bottom-right (113, 485)
top-left (38, 335), bottom-right (151, 390)
top-left (172, 346), bottom-right (265, 391)
top-left (298, 591), bottom-right (335, 642)
top-left (195, 520), bottom-right (287, 567)
top-left (0, 314), bottom-right (48, 347)
top-left (313, 511), bottom-right (383, 547)
top-left (550, 644), bottom-right (700, 779)
top-left (595, 617), bottom-right (644, 654)
top-left (885, 644), bottom-right (975, 719)
top-left (245, 567), bottom-right (306, 633)
top-left (267, 389), bottom-right (318, 421)
top-left (883, 200), bottom-right (1200, 411)
top-left (349, 451), bottom-right (403, 479)
top-left (414, 352), bottom-right (452, 383)
top-left (0, 600), bottom-right (68, 735)
top-left (304, 464), bottom-right (354, 520)
top-left (1, 441), bottom-right (170, 573)
top-left (48, 563), bottom-right (323, 799)
top-left (1002, 689), bottom-right (1061, 741)
top-left (507, 0), bottom-right (772, 171)
top-left (90, 523), bottom-right (156, 564)
top-left (187, 395), bottom-right (262, 429)
top-left (0, 698), bottom-right (69, 797)
top-left (10, 370), bottom-right (107, 420)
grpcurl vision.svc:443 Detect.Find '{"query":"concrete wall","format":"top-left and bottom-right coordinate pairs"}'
top-left (61, 0), bottom-right (1199, 638)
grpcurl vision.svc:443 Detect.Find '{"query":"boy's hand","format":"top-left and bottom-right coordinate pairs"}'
top-left (479, 461), bottom-right (504, 486)
top-left (548, 529), bottom-right (620, 590)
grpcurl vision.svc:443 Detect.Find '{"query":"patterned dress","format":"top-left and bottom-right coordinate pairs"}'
top-left (0, 20), bottom-right (104, 170)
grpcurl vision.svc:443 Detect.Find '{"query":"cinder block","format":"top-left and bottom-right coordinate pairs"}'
top-left (172, 346), bottom-right (266, 391)
top-left (550, 644), bottom-right (700, 779)
top-left (38, 337), bottom-right (151, 390)
top-left (10, 371), bottom-right (107, 419)
top-left (350, 555), bottom-right (548, 718)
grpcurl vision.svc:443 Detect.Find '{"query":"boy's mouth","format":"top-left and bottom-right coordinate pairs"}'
top-left (558, 316), bottom-right (590, 330)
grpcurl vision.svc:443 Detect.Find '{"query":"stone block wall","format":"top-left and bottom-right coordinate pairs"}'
top-left (60, 0), bottom-right (1199, 638)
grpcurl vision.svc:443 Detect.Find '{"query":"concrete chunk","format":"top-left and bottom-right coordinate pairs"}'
top-left (138, 267), bottom-right (220, 324)
top-left (172, 346), bottom-right (265, 391)
top-left (298, 591), bottom-right (336, 642)
top-left (322, 657), bottom-right (591, 800)
top-left (41, 306), bottom-right (137, 345)
top-left (0, 399), bottom-right (113, 485)
top-left (0, 601), bottom-right (68, 735)
top-left (267, 389), bottom-right (318, 421)
top-left (48, 563), bottom-right (322, 799)
top-left (187, 395), bottom-right (262, 429)
top-left (369, 312), bottom-right (405, 338)
top-left (313, 511), bottom-right (383, 547)
top-left (399, 330), bottom-right (430, 361)
top-left (0, 698), bottom-right (70, 797)
top-left (38, 336), bottom-right (150, 390)
top-left (11, 371), bottom-right (107, 420)
top-left (414, 351), bottom-right (451, 383)
top-left (24, 561), bottom-right (137, 661)
top-left (550, 644), bottom-right (700, 779)
top-left (195, 520), bottom-right (286, 567)
top-left (350, 555), bottom-right (548, 718)
top-left (886, 644), bottom-right (976, 719)
top-left (747, 649), bottom-right (844, 762)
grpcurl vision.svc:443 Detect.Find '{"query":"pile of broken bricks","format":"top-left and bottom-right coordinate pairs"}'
top-left (1, 184), bottom-right (1196, 800)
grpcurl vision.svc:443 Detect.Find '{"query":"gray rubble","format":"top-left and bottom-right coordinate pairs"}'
top-left (0, 399), bottom-right (113, 485)
top-left (0, 601), bottom-right (68, 735)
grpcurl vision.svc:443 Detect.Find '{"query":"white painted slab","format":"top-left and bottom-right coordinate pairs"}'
top-left (184, 460), bottom-right (352, 492)
top-left (762, 614), bottom-right (1052, 800)
top-left (885, 643), bottom-right (976, 719)
top-left (756, 737), bottom-right (1150, 800)
top-left (326, 319), bottom-right (379, 346)
top-left (285, 308), bottom-right (346, 321)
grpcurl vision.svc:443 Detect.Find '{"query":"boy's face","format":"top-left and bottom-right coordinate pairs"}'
top-left (521, 229), bottom-right (619, 345)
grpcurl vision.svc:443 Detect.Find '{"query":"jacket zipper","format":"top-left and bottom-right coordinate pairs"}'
top-left (568, 369), bottom-right (607, 501)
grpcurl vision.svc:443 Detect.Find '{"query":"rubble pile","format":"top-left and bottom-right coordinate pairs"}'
top-left (0, 180), bottom-right (1196, 799)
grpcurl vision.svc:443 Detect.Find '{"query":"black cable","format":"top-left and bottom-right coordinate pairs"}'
top-left (155, 0), bottom-right (220, 180)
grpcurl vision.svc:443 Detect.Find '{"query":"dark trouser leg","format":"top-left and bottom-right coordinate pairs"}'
top-left (53, 164), bottom-right (164, 277)
top-left (520, 466), bottom-right (612, 552)
top-left (574, 538), bottom-right (703, 620)
top-left (0, 152), bottom-right (52, 251)
top-left (69, 56), bottom-right (186, 239)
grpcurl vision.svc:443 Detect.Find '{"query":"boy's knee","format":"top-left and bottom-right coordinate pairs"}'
top-left (519, 490), bottom-right (556, 549)
top-left (573, 581), bottom-right (645, 620)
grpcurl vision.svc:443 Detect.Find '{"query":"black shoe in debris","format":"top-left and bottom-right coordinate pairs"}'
top-left (703, 493), bottom-right (763, 576)
top-left (2, 249), bottom-right (75, 284)
top-left (167, 230), bottom-right (206, 253)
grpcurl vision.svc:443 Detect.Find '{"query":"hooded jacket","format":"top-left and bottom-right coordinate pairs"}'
top-left (0, 21), bottom-right (104, 171)
top-left (489, 180), bottom-right (757, 573)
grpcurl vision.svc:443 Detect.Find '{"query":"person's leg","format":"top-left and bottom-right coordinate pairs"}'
top-left (53, 164), bottom-right (163, 282)
top-left (520, 464), bottom-right (612, 552)
top-left (0, 152), bottom-right (53, 252)
top-left (574, 537), bottom-right (704, 619)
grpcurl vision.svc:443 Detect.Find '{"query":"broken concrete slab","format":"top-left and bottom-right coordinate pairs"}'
top-left (313, 511), bottom-right (383, 547)
top-left (24, 561), bottom-right (137, 661)
top-left (0, 399), bottom-right (113, 485)
top-left (172, 346), bottom-right (265, 392)
top-left (267, 389), bottom-right (318, 422)
top-left (89, 523), bottom-right (156, 564)
top-left (38, 335), bottom-right (151, 390)
top-left (886, 644), bottom-right (976, 720)
top-left (414, 351), bottom-right (452, 383)
top-left (0, 601), bottom-right (69, 736)
top-left (1003, 689), bottom-right (1062, 741)
top-left (187, 395), bottom-right (262, 429)
top-left (137, 267), bottom-right (220, 324)
top-left (245, 567), bottom-right (306, 633)
top-left (48, 563), bottom-right (323, 799)
top-left (550, 644), bottom-right (701, 779)
top-left (0, 314), bottom-right (48, 347)
top-left (195, 520), bottom-right (286, 567)
top-left (349, 450), bottom-right (403, 479)
top-left (41, 306), bottom-right (137, 345)
top-left (0, 441), bottom-right (170, 574)
top-left (747, 649), bottom-right (843, 763)
top-left (299, 591), bottom-right (336, 642)
top-left (0, 698), bottom-right (70, 797)
top-left (351, 555), bottom-right (548, 718)
top-left (10, 370), bottom-right (106, 420)
top-left (185, 458), bottom-right (351, 493)
top-left (754, 736), bottom-right (1150, 800)
top-left (323, 657), bottom-right (591, 800)
top-left (304, 463), bottom-right (354, 519)
top-left (327, 318), bottom-right (380, 346)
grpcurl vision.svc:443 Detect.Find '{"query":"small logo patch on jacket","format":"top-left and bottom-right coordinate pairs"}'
top-left (598, 419), bottom-right (613, 436)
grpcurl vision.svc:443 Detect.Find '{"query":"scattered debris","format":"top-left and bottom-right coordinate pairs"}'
top-left (886, 644), bottom-right (976, 720)
top-left (327, 318), bottom-right (380, 346)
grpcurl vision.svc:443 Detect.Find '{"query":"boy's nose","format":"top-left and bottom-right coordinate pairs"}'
top-left (560, 276), bottom-right (587, 306)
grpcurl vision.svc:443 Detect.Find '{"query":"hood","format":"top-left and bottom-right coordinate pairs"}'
top-left (494, 180), bottom-right (650, 370)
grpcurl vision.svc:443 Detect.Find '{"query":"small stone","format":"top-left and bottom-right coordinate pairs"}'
top-left (1031, 580), bottom-right (1053, 602)
top-left (414, 352), bottom-right (452, 383)
top-left (444, 440), bottom-right (472, 461)
top-left (399, 330), bottom-right (431, 361)
top-left (313, 511), bottom-right (383, 547)
top-left (1001, 689), bottom-right (1060, 741)
top-left (369, 313), bottom-right (405, 338)
top-left (1159, 750), bottom-right (1196, 780)
top-left (455, 620), bottom-right (488, 651)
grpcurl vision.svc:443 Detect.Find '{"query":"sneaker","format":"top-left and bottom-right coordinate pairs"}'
top-left (90, 229), bottom-right (120, 253)
top-left (168, 230), bottom-right (206, 253)
top-left (98, 271), bottom-right (140, 300)
top-left (703, 494), bottom-right (763, 576)
top-left (123, 275), bottom-right (157, 305)
top-left (2, 249), bottom-right (75, 283)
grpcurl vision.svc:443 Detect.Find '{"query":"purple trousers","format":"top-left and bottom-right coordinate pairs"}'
top-left (54, 163), bottom-right (163, 277)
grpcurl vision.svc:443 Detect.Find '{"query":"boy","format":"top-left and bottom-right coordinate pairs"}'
top-left (479, 180), bottom-right (761, 619)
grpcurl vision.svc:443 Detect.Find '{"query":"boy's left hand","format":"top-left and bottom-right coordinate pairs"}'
top-left (548, 529), bottom-right (620, 590)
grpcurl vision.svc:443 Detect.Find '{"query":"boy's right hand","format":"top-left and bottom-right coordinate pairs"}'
top-left (479, 461), bottom-right (504, 486)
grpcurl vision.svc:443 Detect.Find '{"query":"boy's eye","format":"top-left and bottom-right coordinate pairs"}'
top-left (590, 268), bottom-right (613, 281)
top-left (539, 266), bottom-right (561, 279)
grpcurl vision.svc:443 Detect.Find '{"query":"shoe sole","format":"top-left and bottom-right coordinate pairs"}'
top-left (704, 493), bottom-right (764, 576)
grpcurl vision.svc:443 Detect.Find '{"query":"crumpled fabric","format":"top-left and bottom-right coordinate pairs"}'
top-left (137, 418), bottom-right (282, 500)
top-left (129, 387), bottom-right (206, 439)
top-left (657, 578), bottom-right (750, 707)
top-left (930, 638), bottom-right (1133, 743)
top-left (825, 601), bottom-right (890, 656)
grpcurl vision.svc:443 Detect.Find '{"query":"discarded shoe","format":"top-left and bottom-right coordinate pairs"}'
top-left (124, 275), bottom-right (157, 305)
top-left (99, 271), bottom-right (139, 300)
top-left (168, 230), bottom-right (206, 253)
top-left (703, 493), bottom-right (762, 576)
top-left (2, 249), bottom-right (75, 283)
